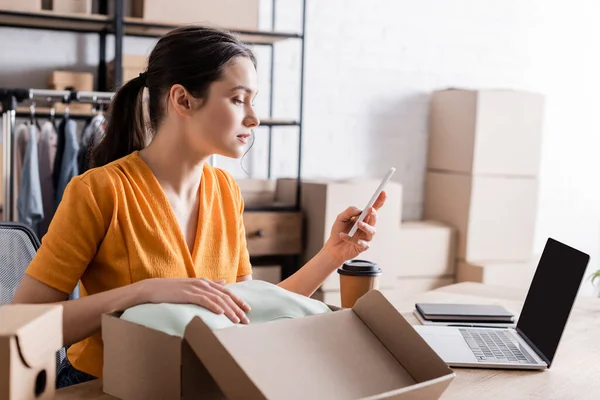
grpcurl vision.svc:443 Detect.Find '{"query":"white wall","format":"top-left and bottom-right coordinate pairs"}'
top-left (1, 0), bottom-right (598, 294)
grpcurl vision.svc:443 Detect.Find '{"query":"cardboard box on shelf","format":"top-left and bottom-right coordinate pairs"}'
top-left (51, 0), bottom-right (92, 14)
top-left (428, 89), bottom-right (544, 176)
top-left (107, 55), bottom-right (148, 88)
top-left (251, 265), bottom-right (281, 285)
top-left (0, 0), bottom-right (41, 12)
top-left (397, 220), bottom-right (456, 277)
top-left (424, 171), bottom-right (538, 262)
top-left (102, 290), bottom-right (454, 400)
top-left (0, 304), bottom-right (63, 400)
top-left (48, 70), bottom-right (95, 113)
top-left (237, 178), bottom-right (277, 208)
top-left (315, 277), bottom-right (455, 308)
top-left (457, 258), bottom-right (539, 289)
top-left (131, 0), bottom-right (259, 30)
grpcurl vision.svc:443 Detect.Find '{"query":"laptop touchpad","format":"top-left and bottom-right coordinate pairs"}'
top-left (418, 332), bottom-right (475, 363)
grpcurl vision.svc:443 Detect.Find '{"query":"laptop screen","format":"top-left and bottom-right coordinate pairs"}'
top-left (516, 238), bottom-right (590, 366)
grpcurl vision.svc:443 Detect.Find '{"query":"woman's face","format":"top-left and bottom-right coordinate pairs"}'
top-left (187, 57), bottom-right (260, 159)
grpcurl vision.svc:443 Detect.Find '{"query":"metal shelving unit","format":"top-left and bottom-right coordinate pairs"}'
top-left (0, 0), bottom-right (307, 276)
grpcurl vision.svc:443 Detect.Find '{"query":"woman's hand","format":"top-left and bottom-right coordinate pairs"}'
top-left (136, 278), bottom-right (251, 324)
top-left (322, 191), bottom-right (387, 265)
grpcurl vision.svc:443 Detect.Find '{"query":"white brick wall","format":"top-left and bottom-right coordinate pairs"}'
top-left (1, 0), bottom-right (599, 294)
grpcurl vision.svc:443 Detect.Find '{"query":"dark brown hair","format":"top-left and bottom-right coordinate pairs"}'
top-left (93, 26), bottom-right (257, 167)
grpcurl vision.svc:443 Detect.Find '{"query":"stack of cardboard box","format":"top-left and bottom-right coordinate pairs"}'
top-left (276, 177), bottom-right (457, 305)
top-left (424, 89), bottom-right (545, 289)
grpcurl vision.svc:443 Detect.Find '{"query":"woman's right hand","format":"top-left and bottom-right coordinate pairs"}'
top-left (136, 278), bottom-right (251, 324)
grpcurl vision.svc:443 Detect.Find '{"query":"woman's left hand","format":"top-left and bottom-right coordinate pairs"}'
top-left (323, 191), bottom-right (387, 265)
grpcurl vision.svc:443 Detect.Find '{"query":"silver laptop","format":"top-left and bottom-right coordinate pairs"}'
top-left (414, 238), bottom-right (590, 370)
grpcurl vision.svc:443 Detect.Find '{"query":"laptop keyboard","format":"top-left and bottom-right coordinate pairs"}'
top-left (459, 328), bottom-right (537, 364)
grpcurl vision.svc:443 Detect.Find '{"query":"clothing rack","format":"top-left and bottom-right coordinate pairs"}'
top-left (0, 88), bottom-right (114, 222)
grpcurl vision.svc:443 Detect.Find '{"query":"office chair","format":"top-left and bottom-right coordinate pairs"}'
top-left (0, 222), bottom-right (67, 372)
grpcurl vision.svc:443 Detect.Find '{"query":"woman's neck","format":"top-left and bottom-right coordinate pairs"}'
top-left (138, 129), bottom-right (210, 200)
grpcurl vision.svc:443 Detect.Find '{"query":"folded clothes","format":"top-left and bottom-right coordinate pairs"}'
top-left (120, 280), bottom-right (332, 336)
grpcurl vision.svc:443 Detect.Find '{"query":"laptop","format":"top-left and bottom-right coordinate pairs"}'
top-left (413, 238), bottom-right (590, 370)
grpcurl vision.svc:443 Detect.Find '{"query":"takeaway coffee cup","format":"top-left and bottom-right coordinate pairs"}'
top-left (337, 259), bottom-right (382, 308)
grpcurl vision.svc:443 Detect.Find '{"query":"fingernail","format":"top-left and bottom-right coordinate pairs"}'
top-left (242, 316), bottom-right (250, 324)
top-left (234, 317), bottom-right (240, 324)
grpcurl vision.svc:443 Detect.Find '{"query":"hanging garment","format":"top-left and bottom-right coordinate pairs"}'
top-left (13, 124), bottom-right (29, 217)
top-left (17, 124), bottom-right (44, 236)
top-left (78, 114), bottom-right (105, 173)
top-left (38, 121), bottom-right (58, 237)
top-left (55, 119), bottom-right (79, 208)
top-left (52, 118), bottom-right (66, 192)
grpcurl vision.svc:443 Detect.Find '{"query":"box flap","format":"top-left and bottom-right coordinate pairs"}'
top-left (352, 291), bottom-right (454, 383)
top-left (0, 304), bottom-right (62, 367)
top-left (184, 317), bottom-right (266, 400)
top-left (185, 308), bottom-right (426, 399)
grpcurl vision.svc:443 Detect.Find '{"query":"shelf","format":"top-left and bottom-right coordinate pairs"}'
top-left (13, 108), bottom-right (300, 127)
top-left (124, 17), bottom-right (302, 45)
top-left (244, 203), bottom-right (298, 212)
top-left (260, 119), bottom-right (300, 127)
top-left (0, 9), bottom-right (110, 33)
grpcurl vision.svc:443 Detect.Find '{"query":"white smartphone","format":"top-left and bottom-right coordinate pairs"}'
top-left (347, 167), bottom-right (396, 237)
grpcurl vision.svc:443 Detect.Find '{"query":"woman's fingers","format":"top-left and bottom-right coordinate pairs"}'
top-left (207, 293), bottom-right (245, 324)
top-left (356, 220), bottom-right (376, 241)
top-left (194, 294), bottom-right (225, 316)
top-left (207, 280), bottom-right (251, 312)
top-left (214, 291), bottom-right (250, 324)
top-left (340, 233), bottom-right (370, 252)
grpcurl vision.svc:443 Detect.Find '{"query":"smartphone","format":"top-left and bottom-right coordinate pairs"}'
top-left (347, 167), bottom-right (396, 237)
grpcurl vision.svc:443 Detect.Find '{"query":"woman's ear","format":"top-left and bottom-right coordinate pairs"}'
top-left (168, 84), bottom-right (193, 117)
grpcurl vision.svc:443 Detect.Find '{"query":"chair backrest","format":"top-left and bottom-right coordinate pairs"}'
top-left (0, 222), bottom-right (66, 371)
top-left (0, 222), bottom-right (40, 304)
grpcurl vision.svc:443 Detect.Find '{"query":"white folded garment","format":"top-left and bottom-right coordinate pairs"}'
top-left (120, 280), bottom-right (332, 336)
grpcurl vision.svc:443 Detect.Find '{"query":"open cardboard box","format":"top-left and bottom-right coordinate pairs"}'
top-left (102, 290), bottom-right (454, 399)
top-left (0, 304), bottom-right (63, 400)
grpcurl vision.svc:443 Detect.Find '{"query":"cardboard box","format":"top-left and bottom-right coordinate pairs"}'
top-left (397, 220), bottom-right (456, 277)
top-left (251, 265), bottom-right (281, 285)
top-left (107, 55), bottom-right (148, 87)
top-left (52, 0), bottom-right (92, 13)
top-left (0, 0), bottom-right (41, 12)
top-left (424, 171), bottom-right (538, 262)
top-left (0, 304), bottom-right (63, 400)
top-left (48, 70), bottom-right (94, 113)
top-left (237, 179), bottom-right (276, 207)
top-left (102, 290), bottom-right (454, 399)
top-left (276, 177), bottom-right (403, 261)
top-left (131, 0), bottom-right (259, 30)
top-left (428, 89), bottom-right (544, 176)
top-left (315, 277), bottom-right (455, 307)
top-left (276, 178), bottom-right (403, 289)
top-left (457, 258), bottom-right (538, 289)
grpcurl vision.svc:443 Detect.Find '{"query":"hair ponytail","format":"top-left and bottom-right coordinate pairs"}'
top-left (92, 74), bottom-right (147, 167)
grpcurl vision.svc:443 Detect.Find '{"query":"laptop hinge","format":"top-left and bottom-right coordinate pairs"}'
top-left (515, 327), bottom-right (551, 366)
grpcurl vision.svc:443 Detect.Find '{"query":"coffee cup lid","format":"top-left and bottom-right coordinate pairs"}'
top-left (337, 259), bottom-right (382, 277)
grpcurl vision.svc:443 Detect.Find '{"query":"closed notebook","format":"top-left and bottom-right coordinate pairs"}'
top-left (415, 303), bottom-right (515, 323)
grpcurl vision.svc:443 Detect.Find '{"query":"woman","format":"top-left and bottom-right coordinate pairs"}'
top-left (12, 26), bottom-right (386, 388)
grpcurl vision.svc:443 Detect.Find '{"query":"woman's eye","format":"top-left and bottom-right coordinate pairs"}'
top-left (233, 98), bottom-right (244, 105)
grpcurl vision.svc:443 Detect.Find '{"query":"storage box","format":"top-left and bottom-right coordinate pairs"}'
top-left (276, 178), bottom-right (403, 289)
top-left (251, 265), bottom-right (281, 285)
top-left (457, 258), bottom-right (539, 289)
top-left (52, 0), bottom-right (92, 14)
top-left (424, 171), bottom-right (538, 262)
top-left (397, 220), bottom-right (456, 277)
top-left (107, 55), bottom-right (148, 88)
top-left (131, 0), bottom-right (259, 30)
top-left (243, 211), bottom-right (302, 256)
top-left (428, 89), bottom-right (544, 176)
top-left (237, 178), bottom-right (276, 207)
top-left (48, 70), bottom-right (94, 113)
top-left (0, 304), bottom-right (63, 400)
top-left (102, 290), bottom-right (455, 399)
top-left (0, 0), bottom-right (41, 12)
top-left (276, 177), bottom-right (403, 261)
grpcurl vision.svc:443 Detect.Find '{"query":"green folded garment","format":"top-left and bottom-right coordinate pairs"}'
top-left (120, 280), bottom-right (332, 336)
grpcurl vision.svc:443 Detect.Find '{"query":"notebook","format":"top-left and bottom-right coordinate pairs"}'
top-left (415, 303), bottom-right (515, 323)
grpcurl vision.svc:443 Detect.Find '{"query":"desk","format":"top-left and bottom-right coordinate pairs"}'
top-left (55, 282), bottom-right (600, 399)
